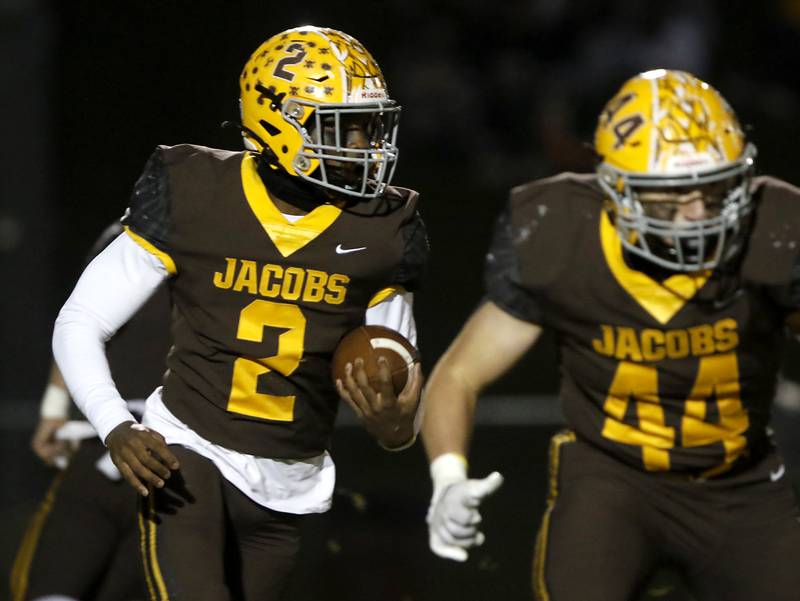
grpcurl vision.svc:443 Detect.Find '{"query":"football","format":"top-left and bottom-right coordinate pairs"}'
top-left (331, 325), bottom-right (419, 394)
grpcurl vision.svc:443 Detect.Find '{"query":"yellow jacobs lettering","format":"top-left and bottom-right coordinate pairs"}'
top-left (325, 274), bottom-right (348, 305)
top-left (640, 330), bottom-right (665, 361)
top-left (281, 267), bottom-right (305, 301)
top-left (260, 264), bottom-right (282, 298)
top-left (714, 318), bottom-right (739, 352)
top-left (233, 260), bottom-right (259, 294)
top-left (592, 325), bottom-right (614, 355)
top-left (688, 325), bottom-right (715, 356)
top-left (614, 328), bottom-right (642, 362)
top-left (303, 269), bottom-right (328, 303)
top-left (212, 258), bottom-right (350, 306)
top-left (665, 330), bottom-right (689, 358)
top-left (591, 319), bottom-right (740, 361)
top-left (601, 353), bottom-right (750, 471)
top-left (213, 258), bottom-right (237, 289)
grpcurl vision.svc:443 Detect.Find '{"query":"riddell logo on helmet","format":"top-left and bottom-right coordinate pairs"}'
top-left (664, 153), bottom-right (715, 172)
top-left (357, 90), bottom-right (387, 100)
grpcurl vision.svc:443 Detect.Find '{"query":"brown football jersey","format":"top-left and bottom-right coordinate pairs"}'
top-left (121, 145), bottom-right (427, 459)
top-left (486, 172), bottom-right (800, 475)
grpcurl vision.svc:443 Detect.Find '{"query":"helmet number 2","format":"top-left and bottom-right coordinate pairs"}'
top-left (273, 43), bottom-right (307, 82)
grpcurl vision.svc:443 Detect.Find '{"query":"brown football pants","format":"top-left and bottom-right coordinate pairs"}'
top-left (138, 446), bottom-right (303, 601)
top-left (11, 438), bottom-right (146, 601)
top-left (534, 431), bottom-right (800, 601)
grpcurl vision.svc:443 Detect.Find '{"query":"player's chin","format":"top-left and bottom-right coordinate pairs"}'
top-left (656, 236), bottom-right (715, 266)
top-left (325, 164), bottom-right (371, 190)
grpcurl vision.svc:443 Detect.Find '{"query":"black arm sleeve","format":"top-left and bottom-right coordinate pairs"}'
top-left (120, 147), bottom-right (171, 252)
top-left (484, 205), bottom-right (544, 324)
top-left (393, 210), bottom-right (429, 292)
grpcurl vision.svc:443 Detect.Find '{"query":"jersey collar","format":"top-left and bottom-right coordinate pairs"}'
top-left (240, 152), bottom-right (341, 258)
top-left (600, 211), bottom-right (710, 324)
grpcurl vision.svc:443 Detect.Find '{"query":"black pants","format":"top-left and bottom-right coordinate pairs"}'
top-left (534, 431), bottom-right (800, 601)
top-left (138, 446), bottom-right (303, 601)
top-left (12, 438), bottom-right (146, 601)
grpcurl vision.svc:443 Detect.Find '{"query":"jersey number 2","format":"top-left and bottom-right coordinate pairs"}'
top-left (227, 300), bottom-right (306, 421)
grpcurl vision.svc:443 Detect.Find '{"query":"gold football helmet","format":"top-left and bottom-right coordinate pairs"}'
top-left (239, 26), bottom-right (400, 198)
top-left (595, 69), bottom-right (756, 271)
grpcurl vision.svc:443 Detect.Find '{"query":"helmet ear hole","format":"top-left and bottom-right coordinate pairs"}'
top-left (259, 120), bottom-right (281, 137)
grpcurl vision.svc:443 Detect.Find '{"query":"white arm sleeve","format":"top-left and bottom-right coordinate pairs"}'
top-left (364, 291), bottom-right (417, 345)
top-left (52, 233), bottom-right (169, 442)
top-left (364, 291), bottom-right (423, 442)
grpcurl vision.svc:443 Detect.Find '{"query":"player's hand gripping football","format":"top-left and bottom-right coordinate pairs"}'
top-left (105, 421), bottom-right (180, 496)
top-left (427, 453), bottom-right (504, 561)
top-left (336, 357), bottom-right (423, 449)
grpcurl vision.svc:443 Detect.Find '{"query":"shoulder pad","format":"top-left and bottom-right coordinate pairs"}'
top-left (508, 172), bottom-right (602, 287)
top-left (348, 185), bottom-right (419, 218)
top-left (389, 187), bottom-right (427, 291)
top-left (157, 144), bottom-right (243, 168)
top-left (386, 186), bottom-right (419, 211)
top-left (741, 176), bottom-right (800, 286)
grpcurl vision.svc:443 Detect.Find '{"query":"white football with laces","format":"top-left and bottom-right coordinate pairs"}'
top-left (331, 325), bottom-right (418, 393)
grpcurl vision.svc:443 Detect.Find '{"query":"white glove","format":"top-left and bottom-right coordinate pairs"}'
top-left (427, 453), bottom-right (504, 561)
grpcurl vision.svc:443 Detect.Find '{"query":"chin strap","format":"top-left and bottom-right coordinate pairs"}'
top-left (221, 119), bottom-right (361, 211)
top-left (255, 157), bottom-right (336, 212)
top-left (220, 120), bottom-right (282, 168)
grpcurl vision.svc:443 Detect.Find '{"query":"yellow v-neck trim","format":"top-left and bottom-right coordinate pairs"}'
top-left (240, 153), bottom-right (342, 258)
top-left (600, 212), bottom-right (710, 325)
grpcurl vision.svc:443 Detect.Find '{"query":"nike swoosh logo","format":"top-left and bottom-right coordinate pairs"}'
top-left (336, 244), bottom-right (366, 255)
top-left (770, 464), bottom-right (786, 482)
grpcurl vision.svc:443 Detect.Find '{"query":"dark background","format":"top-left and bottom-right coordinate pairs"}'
top-left (6, 0), bottom-right (800, 397)
top-left (3, 1), bottom-right (800, 600)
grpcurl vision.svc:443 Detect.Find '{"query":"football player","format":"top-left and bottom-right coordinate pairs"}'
top-left (13, 221), bottom-right (169, 601)
top-left (52, 26), bottom-right (426, 601)
top-left (422, 69), bottom-right (800, 600)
